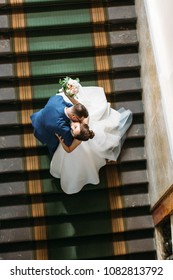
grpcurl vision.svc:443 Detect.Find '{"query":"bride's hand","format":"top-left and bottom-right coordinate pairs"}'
top-left (55, 133), bottom-right (64, 143)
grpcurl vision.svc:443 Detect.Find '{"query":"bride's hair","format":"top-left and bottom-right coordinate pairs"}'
top-left (74, 123), bottom-right (95, 141)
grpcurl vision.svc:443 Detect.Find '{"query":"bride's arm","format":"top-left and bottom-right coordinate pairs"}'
top-left (55, 133), bottom-right (81, 153)
top-left (65, 95), bottom-right (79, 105)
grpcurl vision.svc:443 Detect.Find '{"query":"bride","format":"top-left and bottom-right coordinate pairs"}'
top-left (50, 79), bottom-right (132, 194)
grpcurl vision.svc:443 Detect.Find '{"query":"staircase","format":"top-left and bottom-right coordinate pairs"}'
top-left (0, 0), bottom-right (156, 260)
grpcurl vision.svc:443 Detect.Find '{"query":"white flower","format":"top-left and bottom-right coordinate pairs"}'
top-left (59, 88), bottom-right (63, 93)
top-left (58, 76), bottom-right (81, 98)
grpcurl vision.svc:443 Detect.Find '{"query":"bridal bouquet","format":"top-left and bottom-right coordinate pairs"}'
top-left (58, 76), bottom-right (81, 98)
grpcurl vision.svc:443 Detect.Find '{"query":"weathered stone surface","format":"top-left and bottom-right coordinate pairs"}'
top-left (119, 147), bottom-right (146, 162)
top-left (136, 0), bottom-right (173, 208)
top-left (0, 227), bottom-right (32, 243)
top-left (111, 53), bottom-right (140, 70)
top-left (112, 78), bottom-right (141, 93)
top-left (0, 204), bottom-right (29, 220)
top-left (0, 15), bottom-right (8, 29)
top-left (0, 38), bottom-right (10, 53)
top-left (115, 100), bottom-right (144, 114)
top-left (0, 158), bottom-right (23, 172)
top-left (109, 30), bottom-right (138, 46)
top-left (125, 215), bottom-right (154, 231)
top-left (0, 64), bottom-right (13, 77)
top-left (0, 135), bottom-right (21, 148)
top-left (0, 88), bottom-right (16, 101)
top-left (121, 170), bottom-right (148, 185)
top-left (0, 181), bottom-right (26, 197)
top-left (127, 238), bottom-right (155, 253)
top-left (0, 111), bottom-right (18, 125)
top-left (108, 6), bottom-right (136, 21)
top-left (0, 251), bottom-right (33, 260)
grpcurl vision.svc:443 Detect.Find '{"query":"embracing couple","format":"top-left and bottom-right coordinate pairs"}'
top-left (31, 77), bottom-right (133, 194)
top-left (31, 88), bottom-right (94, 156)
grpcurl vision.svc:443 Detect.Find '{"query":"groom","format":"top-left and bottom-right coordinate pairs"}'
top-left (30, 94), bottom-right (88, 156)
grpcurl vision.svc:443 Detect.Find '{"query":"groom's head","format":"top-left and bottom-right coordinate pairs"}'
top-left (70, 103), bottom-right (88, 122)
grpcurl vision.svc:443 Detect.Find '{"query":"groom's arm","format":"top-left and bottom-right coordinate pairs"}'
top-left (55, 121), bottom-right (73, 146)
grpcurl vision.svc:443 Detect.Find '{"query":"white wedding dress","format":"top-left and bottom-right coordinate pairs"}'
top-left (50, 87), bottom-right (132, 194)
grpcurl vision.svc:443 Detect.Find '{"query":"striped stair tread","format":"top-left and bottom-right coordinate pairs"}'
top-left (1, 184), bottom-right (149, 219)
top-left (0, 0), bottom-right (135, 9)
top-left (0, 124), bottom-right (145, 149)
top-left (0, 30), bottom-right (138, 56)
top-left (0, 78), bottom-right (142, 102)
top-left (0, 219), bottom-right (153, 250)
top-left (112, 77), bottom-right (142, 93)
top-left (0, 251), bottom-right (33, 260)
top-left (0, 192), bottom-right (151, 221)
top-left (0, 215), bottom-right (154, 244)
top-left (126, 123), bottom-right (144, 138)
top-left (0, 6), bottom-right (136, 31)
top-left (122, 238), bottom-right (155, 256)
top-left (119, 147), bottom-right (146, 162)
top-left (0, 53), bottom-right (140, 80)
top-left (0, 238), bottom-right (155, 260)
top-left (115, 100), bottom-right (144, 114)
top-left (120, 170), bottom-right (148, 185)
top-left (0, 100), bottom-right (143, 127)
top-left (0, 174), bottom-right (148, 197)
top-left (0, 134), bottom-right (144, 152)
top-left (0, 147), bottom-right (146, 174)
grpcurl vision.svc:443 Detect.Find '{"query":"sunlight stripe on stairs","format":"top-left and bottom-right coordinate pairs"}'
top-left (91, 2), bottom-right (105, 23)
top-left (11, 4), bottom-right (48, 260)
top-left (91, 2), bottom-right (111, 93)
top-left (91, 2), bottom-right (126, 256)
top-left (106, 165), bottom-right (127, 256)
top-left (10, 0), bottom-right (23, 4)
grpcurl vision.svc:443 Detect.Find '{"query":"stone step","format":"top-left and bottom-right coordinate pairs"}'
top-left (112, 77), bottom-right (142, 93)
top-left (0, 77), bottom-right (141, 103)
top-left (0, 146), bottom-right (145, 175)
top-left (0, 53), bottom-right (140, 81)
top-left (0, 124), bottom-right (144, 149)
top-left (0, 250), bottom-right (33, 260)
top-left (119, 147), bottom-right (146, 163)
top-left (116, 100), bottom-right (144, 114)
top-left (0, 237), bottom-right (155, 260)
top-left (120, 170), bottom-right (148, 185)
top-left (0, 30), bottom-right (138, 58)
top-left (0, 216), bottom-right (153, 251)
top-left (0, 172), bottom-right (148, 198)
top-left (0, 0), bottom-right (135, 9)
top-left (0, 6), bottom-right (136, 32)
top-left (0, 100), bottom-right (143, 127)
top-left (0, 191), bottom-right (150, 222)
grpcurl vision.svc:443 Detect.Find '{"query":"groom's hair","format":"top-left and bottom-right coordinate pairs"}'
top-left (73, 103), bottom-right (88, 119)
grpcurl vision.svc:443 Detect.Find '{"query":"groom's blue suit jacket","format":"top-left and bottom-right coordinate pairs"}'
top-left (30, 95), bottom-right (73, 155)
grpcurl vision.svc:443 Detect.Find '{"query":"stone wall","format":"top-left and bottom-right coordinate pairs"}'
top-left (135, 0), bottom-right (173, 208)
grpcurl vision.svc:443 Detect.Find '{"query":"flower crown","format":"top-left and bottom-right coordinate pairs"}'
top-left (58, 76), bottom-right (81, 98)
